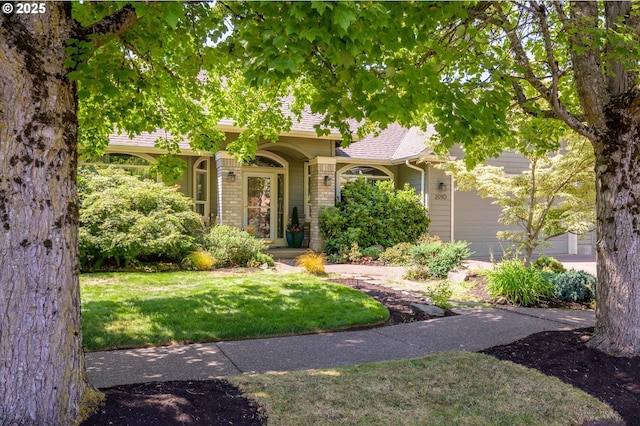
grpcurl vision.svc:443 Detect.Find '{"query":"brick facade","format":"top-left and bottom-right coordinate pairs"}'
top-left (309, 157), bottom-right (336, 251)
top-left (215, 152), bottom-right (243, 229)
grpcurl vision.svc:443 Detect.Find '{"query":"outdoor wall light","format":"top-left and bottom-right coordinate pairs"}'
top-left (438, 180), bottom-right (447, 192)
top-left (324, 175), bottom-right (332, 186)
top-left (227, 171), bottom-right (236, 183)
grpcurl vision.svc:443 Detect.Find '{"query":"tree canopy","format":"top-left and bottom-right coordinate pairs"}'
top-left (3, 1), bottom-right (640, 424)
top-left (226, 1), bottom-right (640, 356)
top-left (68, 2), bottom-right (296, 165)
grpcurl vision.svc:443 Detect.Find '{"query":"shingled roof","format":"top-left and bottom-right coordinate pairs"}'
top-left (336, 123), bottom-right (435, 162)
top-left (108, 103), bottom-right (432, 163)
top-left (109, 98), bottom-right (353, 150)
top-left (109, 130), bottom-right (191, 151)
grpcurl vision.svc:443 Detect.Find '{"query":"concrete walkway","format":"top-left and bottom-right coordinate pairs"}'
top-left (85, 306), bottom-right (595, 388)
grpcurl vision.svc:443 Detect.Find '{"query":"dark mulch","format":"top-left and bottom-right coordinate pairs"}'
top-left (327, 278), bottom-right (458, 323)
top-left (83, 380), bottom-right (264, 426)
top-left (482, 327), bottom-right (639, 425)
top-left (82, 279), bottom-right (638, 426)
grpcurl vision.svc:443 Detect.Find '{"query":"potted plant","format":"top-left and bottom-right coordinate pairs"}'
top-left (286, 206), bottom-right (304, 248)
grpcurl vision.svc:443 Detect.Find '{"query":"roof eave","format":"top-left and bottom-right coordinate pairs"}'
top-left (216, 123), bottom-right (358, 142)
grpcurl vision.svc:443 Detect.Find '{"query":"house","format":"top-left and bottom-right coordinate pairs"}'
top-left (96, 107), bottom-right (594, 258)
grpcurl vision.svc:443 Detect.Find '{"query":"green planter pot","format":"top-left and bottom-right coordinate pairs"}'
top-left (286, 230), bottom-right (304, 248)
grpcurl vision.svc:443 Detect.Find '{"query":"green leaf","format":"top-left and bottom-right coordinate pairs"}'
top-left (311, 1), bottom-right (331, 16)
top-left (333, 7), bottom-right (356, 32)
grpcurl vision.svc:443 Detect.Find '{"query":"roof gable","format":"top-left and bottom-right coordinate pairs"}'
top-left (336, 124), bottom-right (434, 162)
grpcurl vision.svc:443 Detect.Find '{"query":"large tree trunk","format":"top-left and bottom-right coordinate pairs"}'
top-left (0, 4), bottom-right (102, 425)
top-left (588, 98), bottom-right (640, 356)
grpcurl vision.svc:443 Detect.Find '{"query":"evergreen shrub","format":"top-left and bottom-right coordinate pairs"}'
top-left (551, 269), bottom-right (596, 302)
top-left (379, 242), bottom-right (413, 266)
top-left (532, 256), bottom-right (566, 273)
top-left (79, 168), bottom-right (204, 270)
top-left (319, 178), bottom-right (430, 257)
top-left (361, 246), bottom-right (383, 260)
top-left (203, 225), bottom-right (270, 267)
top-left (408, 241), bottom-right (472, 279)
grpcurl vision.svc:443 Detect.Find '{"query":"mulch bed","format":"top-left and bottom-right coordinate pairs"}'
top-left (481, 327), bottom-right (639, 425)
top-left (82, 279), bottom-right (638, 426)
top-left (326, 278), bottom-right (458, 323)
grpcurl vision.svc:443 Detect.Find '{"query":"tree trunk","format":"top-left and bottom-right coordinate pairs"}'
top-left (588, 98), bottom-right (640, 356)
top-left (0, 5), bottom-right (102, 425)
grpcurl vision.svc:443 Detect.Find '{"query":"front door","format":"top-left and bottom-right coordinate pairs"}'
top-left (245, 173), bottom-right (272, 239)
top-left (244, 172), bottom-right (286, 245)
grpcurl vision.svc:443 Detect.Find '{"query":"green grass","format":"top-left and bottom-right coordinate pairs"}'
top-left (80, 271), bottom-right (388, 351)
top-left (231, 352), bottom-right (621, 426)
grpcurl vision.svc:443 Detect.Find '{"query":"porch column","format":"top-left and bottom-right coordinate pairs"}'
top-left (215, 151), bottom-right (243, 229)
top-left (309, 157), bottom-right (336, 252)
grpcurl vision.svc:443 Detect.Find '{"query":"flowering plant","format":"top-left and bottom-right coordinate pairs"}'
top-left (287, 223), bottom-right (303, 232)
top-left (287, 206), bottom-right (303, 233)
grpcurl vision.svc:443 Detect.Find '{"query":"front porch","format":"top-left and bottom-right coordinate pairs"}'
top-left (267, 247), bottom-right (308, 260)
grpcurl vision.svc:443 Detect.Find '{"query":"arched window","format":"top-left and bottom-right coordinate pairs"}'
top-left (336, 165), bottom-right (394, 199)
top-left (246, 155), bottom-right (285, 168)
top-left (83, 153), bottom-right (157, 180)
top-left (193, 157), bottom-right (210, 217)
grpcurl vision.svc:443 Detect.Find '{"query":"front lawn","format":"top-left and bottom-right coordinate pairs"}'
top-left (80, 271), bottom-right (388, 351)
top-left (231, 351), bottom-right (621, 425)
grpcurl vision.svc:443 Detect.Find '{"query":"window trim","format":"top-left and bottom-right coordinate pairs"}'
top-left (193, 156), bottom-right (210, 219)
top-left (82, 152), bottom-right (158, 180)
top-left (335, 164), bottom-right (394, 199)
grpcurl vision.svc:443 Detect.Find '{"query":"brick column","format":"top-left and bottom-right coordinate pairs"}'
top-left (215, 151), bottom-right (243, 229)
top-left (309, 157), bottom-right (336, 252)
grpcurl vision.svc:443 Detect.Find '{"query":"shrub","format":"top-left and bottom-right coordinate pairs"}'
top-left (409, 241), bottom-right (472, 279)
top-left (326, 252), bottom-right (347, 264)
top-left (347, 242), bottom-right (363, 263)
top-left (415, 233), bottom-right (442, 245)
top-left (296, 251), bottom-right (326, 275)
top-left (379, 242), bottom-right (413, 266)
top-left (361, 245), bottom-right (383, 261)
top-left (405, 265), bottom-right (431, 281)
top-left (203, 225), bottom-right (269, 267)
top-left (319, 178), bottom-right (430, 255)
top-left (532, 256), bottom-right (566, 273)
top-left (486, 260), bottom-right (554, 307)
top-left (248, 252), bottom-right (275, 268)
top-left (551, 269), bottom-right (596, 302)
top-left (78, 168), bottom-right (205, 269)
top-left (182, 249), bottom-right (216, 271)
top-left (426, 281), bottom-right (454, 309)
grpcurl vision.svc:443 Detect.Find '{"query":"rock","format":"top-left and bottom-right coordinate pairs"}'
top-left (447, 270), bottom-right (468, 283)
top-left (410, 303), bottom-right (445, 317)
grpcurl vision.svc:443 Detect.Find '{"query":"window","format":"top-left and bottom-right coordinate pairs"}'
top-left (193, 157), bottom-right (209, 217)
top-left (340, 166), bottom-right (392, 184)
top-left (337, 165), bottom-right (394, 199)
top-left (304, 162), bottom-right (311, 220)
top-left (246, 155), bottom-right (284, 168)
top-left (83, 153), bottom-right (157, 180)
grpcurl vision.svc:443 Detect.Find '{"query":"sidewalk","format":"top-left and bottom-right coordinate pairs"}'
top-left (85, 306), bottom-right (595, 389)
